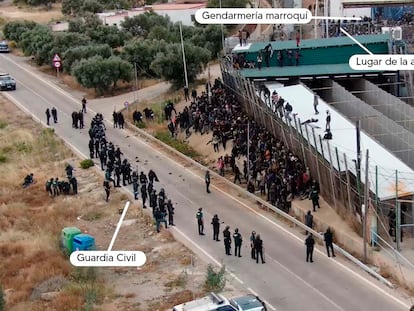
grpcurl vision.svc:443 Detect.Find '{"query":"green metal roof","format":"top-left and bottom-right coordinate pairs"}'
top-left (238, 63), bottom-right (388, 79)
top-left (232, 34), bottom-right (390, 54)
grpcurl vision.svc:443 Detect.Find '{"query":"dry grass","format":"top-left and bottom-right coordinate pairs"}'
top-left (0, 2), bottom-right (63, 24)
top-left (147, 290), bottom-right (195, 310)
top-left (180, 254), bottom-right (193, 266)
top-left (58, 70), bottom-right (159, 99)
top-left (164, 271), bottom-right (188, 289)
top-left (0, 97), bottom-right (95, 309)
top-left (60, 73), bottom-right (96, 98)
top-left (124, 292), bottom-right (136, 298)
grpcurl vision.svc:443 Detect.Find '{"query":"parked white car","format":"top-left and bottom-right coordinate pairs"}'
top-left (172, 292), bottom-right (267, 311)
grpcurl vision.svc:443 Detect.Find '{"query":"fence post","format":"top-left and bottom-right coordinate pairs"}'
top-left (343, 153), bottom-right (354, 213)
top-left (335, 147), bottom-right (345, 208)
top-left (311, 127), bottom-right (322, 189)
top-left (326, 140), bottom-right (337, 209)
top-left (319, 135), bottom-right (325, 159)
top-left (295, 117), bottom-right (307, 168)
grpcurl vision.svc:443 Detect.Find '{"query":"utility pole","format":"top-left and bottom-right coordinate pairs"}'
top-left (219, 0), bottom-right (225, 54)
top-left (314, 0), bottom-right (318, 39)
top-left (324, 0), bottom-right (329, 38)
top-left (363, 149), bottom-right (369, 263)
top-left (208, 63), bottom-right (211, 106)
top-left (356, 120), bottom-right (362, 206)
top-left (247, 120), bottom-right (250, 182)
top-left (134, 62), bottom-right (138, 102)
top-left (179, 22), bottom-right (189, 89)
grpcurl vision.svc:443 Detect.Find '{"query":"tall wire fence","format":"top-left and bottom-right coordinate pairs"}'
top-left (220, 58), bottom-right (414, 254)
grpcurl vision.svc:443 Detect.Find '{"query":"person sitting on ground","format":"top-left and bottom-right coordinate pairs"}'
top-left (22, 173), bottom-right (34, 188)
top-left (323, 129), bottom-right (332, 140)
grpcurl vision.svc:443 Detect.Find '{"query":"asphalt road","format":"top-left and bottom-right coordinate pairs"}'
top-left (1, 53), bottom-right (411, 311)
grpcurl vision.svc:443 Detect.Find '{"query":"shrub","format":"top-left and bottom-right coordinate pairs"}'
top-left (155, 130), bottom-right (199, 158)
top-left (0, 154), bottom-right (6, 163)
top-left (14, 141), bottom-right (33, 153)
top-left (0, 284), bottom-right (5, 311)
top-left (135, 121), bottom-right (146, 129)
top-left (204, 264), bottom-right (226, 292)
top-left (8, 40), bottom-right (17, 49)
top-left (0, 121), bottom-right (7, 129)
top-left (80, 159), bottom-right (94, 169)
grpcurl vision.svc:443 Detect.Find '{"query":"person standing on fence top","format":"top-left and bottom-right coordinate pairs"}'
top-left (324, 227), bottom-right (336, 257)
top-left (313, 94), bottom-right (319, 115)
top-left (284, 102), bottom-right (293, 122)
top-left (325, 110), bottom-right (331, 131)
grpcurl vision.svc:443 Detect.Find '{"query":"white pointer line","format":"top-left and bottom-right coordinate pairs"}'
top-left (313, 16), bottom-right (362, 21)
top-left (340, 27), bottom-right (374, 55)
top-left (107, 201), bottom-right (130, 251)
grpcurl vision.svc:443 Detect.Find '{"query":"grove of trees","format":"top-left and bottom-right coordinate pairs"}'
top-left (3, 11), bottom-right (226, 93)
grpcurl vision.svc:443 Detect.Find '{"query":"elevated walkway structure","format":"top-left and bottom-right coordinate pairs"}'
top-left (232, 34), bottom-right (395, 80)
top-left (338, 78), bottom-right (414, 133)
top-left (262, 82), bottom-right (414, 201)
top-left (308, 79), bottom-right (414, 170)
top-left (233, 63), bottom-right (384, 80)
top-left (341, 0), bottom-right (414, 8)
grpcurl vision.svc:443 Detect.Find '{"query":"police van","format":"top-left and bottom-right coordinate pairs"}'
top-left (172, 292), bottom-right (267, 311)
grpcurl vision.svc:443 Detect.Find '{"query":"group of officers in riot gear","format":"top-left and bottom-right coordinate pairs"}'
top-left (196, 208), bottom-right (266, 264)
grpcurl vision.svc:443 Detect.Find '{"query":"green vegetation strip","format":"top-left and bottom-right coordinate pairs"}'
top-left (155, 130), bottom-right (200, 159)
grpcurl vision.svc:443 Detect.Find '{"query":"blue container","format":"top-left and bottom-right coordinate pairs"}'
top-left (72, 234), bottom-right (96, 252)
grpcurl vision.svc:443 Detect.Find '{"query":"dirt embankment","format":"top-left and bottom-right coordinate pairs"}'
top-left (0, 95), bottom-right (219, 311)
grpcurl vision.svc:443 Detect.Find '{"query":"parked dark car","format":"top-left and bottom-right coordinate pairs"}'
top-left (0, 41), bottom-right (10, 53)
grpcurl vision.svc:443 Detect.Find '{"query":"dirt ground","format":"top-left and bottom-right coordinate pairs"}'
top-left (0, 95), bottom-right (244, 311)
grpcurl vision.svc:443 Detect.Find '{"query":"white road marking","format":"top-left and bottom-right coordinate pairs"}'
top-left (4, 75), bottom-right (71, 119)
top-left (267, 256), bottom-right (345, 311)
top-left (2, 54), bottom-right (410, 310)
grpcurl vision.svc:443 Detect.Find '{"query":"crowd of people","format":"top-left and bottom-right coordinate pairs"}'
top-left (231, 47), bottom-right (302, 70)
top-left (170, 80), bottom-right (320, 214)
top-left (113, 111), bottom-right (125, 128)
top-left (44, 164), bottom-right (78, 196)
top-left (71, 110), bottom-right (85, 129)
top-left (45, 107), bottom-right (58, 126)
top-left (86, 112), bottom-right (175, 233)
top-left (196, 208), bottom-right (266, 264)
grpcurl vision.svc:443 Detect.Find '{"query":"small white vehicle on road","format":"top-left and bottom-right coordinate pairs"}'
top-left (172, 292), bottom-right (267, 311)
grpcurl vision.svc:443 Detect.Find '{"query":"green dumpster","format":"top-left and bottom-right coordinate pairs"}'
top-left (61, 227), bottom-right (82, 254)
